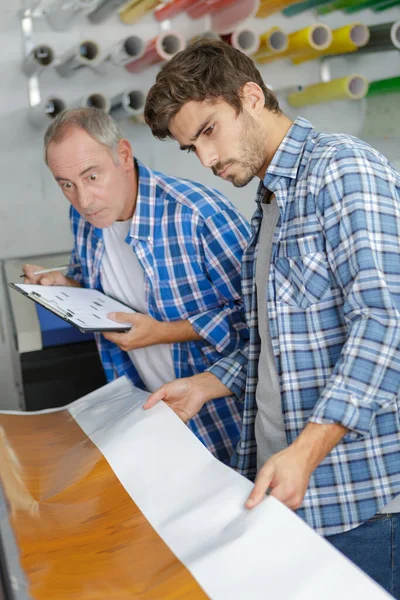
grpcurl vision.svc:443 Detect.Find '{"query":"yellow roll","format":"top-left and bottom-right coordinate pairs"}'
top-left (287, 75), bottom-right (369, 107)
top-left (252, 27), bottom-right (288, 63)
top-left (293, 23), bottom-right (370, 65)
top-left (258, 24), bottom-right (332, 64)
top-left (256, 0), bottom-right (301, 18)
top-left (119, 0), bottom-right (161, 24)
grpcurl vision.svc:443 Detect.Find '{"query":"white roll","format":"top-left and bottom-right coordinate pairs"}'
top-left (109, 35), bottom-right (146, 66)
top-left (22, 44), bottom-right (54, 77)
top-left (110, 89), bottom-right (146, 121)
top-left (55, 40), bottom-right (100, 77)
top-left (46, 0), bottom-right (99, 30)
top-left (27, 97), bottom-right (66, 128)
top-left (82, 93), bottom-right (111, 112)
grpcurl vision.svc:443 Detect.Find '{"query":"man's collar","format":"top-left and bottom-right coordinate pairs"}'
top-left (128, 158), bottom-right (157, 243)
top-left (263, 117), bottom-right (314, 191)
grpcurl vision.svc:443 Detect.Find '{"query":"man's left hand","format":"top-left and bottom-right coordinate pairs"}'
top-left (245, 445), bottom-right (313, 511)
top-left (245, 422), bottom-right (348, 511)
top-left (103, 312), bottom-right (168, 350)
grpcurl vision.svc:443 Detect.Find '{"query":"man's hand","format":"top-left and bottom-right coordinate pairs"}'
top-left (22, 264), bottom-right (80, 287)
top-left (246, 422), bottom-right (348, 510)
top-left (103, 312), bottom-right (202, 350)
top-left (103, 312), bottom-right (168, 350)
top-left (143, 372), bottom-right (231, 422)
top-left (246, 445), bottom-right (313, 510)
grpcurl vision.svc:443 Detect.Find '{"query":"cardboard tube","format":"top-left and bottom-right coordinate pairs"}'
top-left (55, 40), bottom-right (100, 78)
top-left (119, 0), bottom-right (161, 24)
top-left (222, 28), bottom-right (260, 56)
top-left (288, 75), bottom-right (368, 107)
top-left (292, 23), bottom-right (370, 64)
top-left (22, 44), bottom-right (54, 77)
top-left (252, 27), bottom-right (288, 62)
top-left (110, 89), bottom-right (146, 121)
top-left (125, 31), bottom-right (185, 74)
top-left (154, 0), bottom-right (193, 21)
top-left (86, 0), bottom-right (128, 24)
top-left (46, 0), bottom-right (98, 30)
top-left (110, 35), bottom-right (146, 66)
top-left (28, 97), bottom-right (66, 128)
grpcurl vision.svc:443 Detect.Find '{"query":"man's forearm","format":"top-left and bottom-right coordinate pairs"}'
top-left (292, 421), bottom-right (348, 471)
top-left (159, 319), bottom-right (203, 344)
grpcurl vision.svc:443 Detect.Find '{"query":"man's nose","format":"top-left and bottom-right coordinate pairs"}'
top-left (197, 145), bottom-right (218, 169)
top-left (77, 188), bottom-right (93, 210)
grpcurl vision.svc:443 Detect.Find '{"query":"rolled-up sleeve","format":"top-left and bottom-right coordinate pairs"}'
top-left (207, 345), bottom-right (249, 402)
top-left (309, 148), bottom-right (400, 437)
top-left (187, 209), bottom-right (250, 355)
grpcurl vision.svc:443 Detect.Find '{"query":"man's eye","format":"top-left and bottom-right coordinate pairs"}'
top-left (63, 182), bottom-right (72, 189)
top-left (204, 124), bottom-right (215, 136)
top-left (89, 174), bottom-right (98, 181)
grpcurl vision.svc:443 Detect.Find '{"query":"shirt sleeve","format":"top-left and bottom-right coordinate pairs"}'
top-left (206, 345), bottom-right (249, 403)
top-left (187, 208), bottom-right (250, 355)
top-left (309, 147), bottom-right (400, 437)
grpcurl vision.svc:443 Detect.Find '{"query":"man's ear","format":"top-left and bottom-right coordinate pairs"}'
top-left (117, 139), bottom-right (134, 171)
top-left (241, 82), bottom-right (265, 116)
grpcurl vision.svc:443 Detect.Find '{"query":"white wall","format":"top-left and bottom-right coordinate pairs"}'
top-left (0, 1), bottom-right (399, 261)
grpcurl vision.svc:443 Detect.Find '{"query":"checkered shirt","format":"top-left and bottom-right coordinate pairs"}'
top-left (209, 117), bottom-right (400, 535)
top-left (67, 159), bottom-right (250, 464)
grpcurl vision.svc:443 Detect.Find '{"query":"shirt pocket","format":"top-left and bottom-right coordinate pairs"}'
top-left (274, 235), bottom-right (331, 309)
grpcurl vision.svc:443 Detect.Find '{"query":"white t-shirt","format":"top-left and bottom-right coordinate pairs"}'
top-left (100, 219), bottom-right (176, 392)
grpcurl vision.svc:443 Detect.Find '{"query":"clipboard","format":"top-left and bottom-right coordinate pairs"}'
top-left (9, 283), bottom-right (135, 333)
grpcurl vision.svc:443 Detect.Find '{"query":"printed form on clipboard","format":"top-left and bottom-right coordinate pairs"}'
top-left (9, 284), bottom-right (135, 333)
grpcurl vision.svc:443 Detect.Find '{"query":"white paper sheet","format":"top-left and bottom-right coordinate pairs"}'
top-left (68, 377), bottom-right (392, 600)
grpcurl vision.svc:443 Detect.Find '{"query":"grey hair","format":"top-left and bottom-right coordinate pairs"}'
top-left (44, 108), bottom-right (123, 164)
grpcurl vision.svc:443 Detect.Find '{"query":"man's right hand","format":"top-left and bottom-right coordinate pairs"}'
top-left (143, 372), bottom-right (231, 423)
top-left (22, 264), bottom-right (81, 287)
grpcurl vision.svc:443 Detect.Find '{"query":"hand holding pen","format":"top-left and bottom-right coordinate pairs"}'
top-left (21, 263), bottom-right (82, 288)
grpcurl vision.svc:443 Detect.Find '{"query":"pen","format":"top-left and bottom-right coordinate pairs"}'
top-left (20, 263), bottom-right (81, 278)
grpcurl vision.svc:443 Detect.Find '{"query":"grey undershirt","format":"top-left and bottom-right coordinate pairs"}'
top-left (253, 196), bottom-right (400, 513)
top-left (255, 198), bottom-right (288, 471)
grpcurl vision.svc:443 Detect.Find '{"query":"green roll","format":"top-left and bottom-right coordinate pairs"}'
top-left (374, 0), bottom-right (400, 10)
top-left (283, 0), bottom-right (332, 16)
top-left (367, 77), bottom-right (400, 97)
top-left (318, 0), bottom-right (382, 13)
top-left (346, 0), bottom-right (400, 10)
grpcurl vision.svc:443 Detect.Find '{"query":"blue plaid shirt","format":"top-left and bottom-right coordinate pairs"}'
top-left (209, 118), bottom-right (400, 535)
top-left (67, 159), bottom-right (250, 464)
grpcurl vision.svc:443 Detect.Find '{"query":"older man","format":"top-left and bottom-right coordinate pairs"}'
top-left (24, 108), bottom-right (250, 464)
top-left (144, 39), bottom-right (400, 596)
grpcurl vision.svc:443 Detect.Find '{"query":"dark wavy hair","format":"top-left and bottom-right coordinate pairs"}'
top-left (144, 39), bottom-right (280, 140)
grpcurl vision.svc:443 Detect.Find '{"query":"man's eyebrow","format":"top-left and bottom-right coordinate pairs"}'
top-left (55, 165), bottom-right (99, 181)
top-left (79, 165), bottom-right (99, 177)
top-left (179, 114), bottom-right (216, 151)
